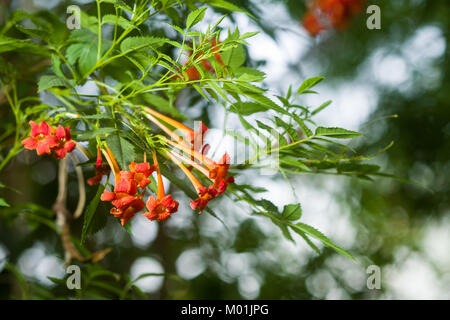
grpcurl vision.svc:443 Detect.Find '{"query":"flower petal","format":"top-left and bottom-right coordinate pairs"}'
top-left (55, 125), bottom-right (66, 139)
top-left (21, 137), bottom-right (38, 150)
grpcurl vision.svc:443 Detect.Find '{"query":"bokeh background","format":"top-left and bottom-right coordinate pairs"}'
top-left (0, 0), bottom-right (449, 299)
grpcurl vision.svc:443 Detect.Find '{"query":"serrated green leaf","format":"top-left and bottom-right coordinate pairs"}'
top-left (186, 7), bottom-right (207, 29)
top-left (297, 76), bottom-right (324, 95)
top-left (102, 14), bottom-right (136, 30)
top-left (315, 127), bottom-right (362, 139)
top-left (291, 113), bottom-right (313, 137)
top-left (76, 127), bottom-right (117, 140)
top-left (120, 36), bottom-right (167, 54)
top-left (206, 0), bottom-right (255, 19)
top-left (230, 101), bottom-right (267, 115)
top-left (312, 100), bottom-right (332, 115)
top-left (221, 43), bottom-right (245, 68)
top-left (81, 184), bottom-right (106, 243)
top-left (38, 75), bottom-right (74, 92)
top-left (106, 132), bottom-right (135, 170)
top-left (281, 203), bottom-right (302, 221)
top-left (290, 222), bottom-right (354, 260)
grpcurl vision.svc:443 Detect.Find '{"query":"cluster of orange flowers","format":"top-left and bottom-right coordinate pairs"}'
top-left (21, 107), bottom-right (234, 226)
top-left (302, 0), bottom-right (365, 36)
top-left (21, 121), bottom-right (76, 159)
top-left (142, 107), bottom-right (234, 212)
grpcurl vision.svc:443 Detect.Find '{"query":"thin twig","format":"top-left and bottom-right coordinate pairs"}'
top-left (53, 158), bottom-right (85, 265)
top-left (70, 153), bottom-right (86, 219)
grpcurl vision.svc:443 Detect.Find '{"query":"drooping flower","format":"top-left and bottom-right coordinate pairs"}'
top-left (167, 151), bottom-right (219, 212)
top-left (111, 196), bottom-right (145, 226)
top-left (209, 153), bottom-right (231, 188)
top-left (87, 147), bottom-right (111, 185)
top-left (21, 121), bottom-right (58, 156)
top-left (140, 106), bottom-right (234, 212)
top-left (96, 146), bottom-right (102, 168)
top-left (144, 194), bottom-right (179, 221)
top-left (100, 148), bottom-right (155, 225)
top-left (190, 186), bottom-right (218, 211)
top-left (100, 170), bottom-right (145, 226)
top-left (142, 106), bottom-right (209, 154)
top-left (142, 152), bottom-right (179, 222)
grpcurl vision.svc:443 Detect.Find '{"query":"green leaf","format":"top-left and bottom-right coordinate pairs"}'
top-left (290, 222), bottom-right (354, 260)
top-left (293, 230), bottom-right (321, 254)
top-left (51, 54), bottom-right (65, 78)
top-left (66, 39), bottom-right (97, 76)
top-left (102, 14), bottom-right (135, 30)
top-left (291, 113), bottom-right (313, 137)
top-left (312, 100), bottom-right (332, 115)
top-left (315, 127), bottom-right (362, 139)
top-left (186, 7), bottom-right (207, 29)
top-left (281, 203), bottom-right (302, 221)
top-left (297, 76), bottom-right (324, 95)
top-left (37, 75), bottom-right (74, 92)
top-left (0, 198), bottom-right (10, 207)
top-left (106, 132), bottom-right (135, 170)
top-left (120, 36), bottom-right (167, 54)
top-left (272, 219), bottom-right (295, 242)
top-left (0, 35), bottom-right (50, 56)
top-left (230, 101), bottom-right (267, 115)
top-left (76, 127), bottom-right (117, 140)
top-left (81, 184), bottom-right (106, 243)
top-left (205, 0), bottom-right (255, 19)
top-left (221, 43), bottom-right (245, 68)
top-left (15, 25), bottom-right (49, 41)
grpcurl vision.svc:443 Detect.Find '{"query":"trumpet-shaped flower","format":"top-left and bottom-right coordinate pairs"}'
top-left (143, 194), bottom-right (179, 222)
top-left (190, 186), bottom-right (218, 211)
top-left (143, 152), bottom-right (179, 222)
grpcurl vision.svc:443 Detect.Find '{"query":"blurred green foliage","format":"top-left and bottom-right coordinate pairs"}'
top-left (0, 0), bottom-right (449, 300)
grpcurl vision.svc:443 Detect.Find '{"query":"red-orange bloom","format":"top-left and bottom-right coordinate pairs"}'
top-left (182, 65), bottom-right (200, 81)
top-left (52, 125), bottom-right (77, 159)
top-left (128, 161), bottom-right (156, 189)
top-left (100, 174), bottom-right (144, 226)
top-left (100, 159), bottom-right (155, 225)
top-left (302, 0), bottom-right (365, 36)
top-left (302, 12), bottom-right (326, 37)
top-left (21, 121), bottom-right (58, 156)
top-left (143, 194), bottom-right (179, 222)
top-left (103, 186), bottom-right (143, 224)
top-left (200, 39), bottom-right (224, 74)
top-left (190, 186), bottom-right (218, 211)
top-left (111, 196), bottom-right (145, 226)
top-left (143, 152), bottom-right (179, 222)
